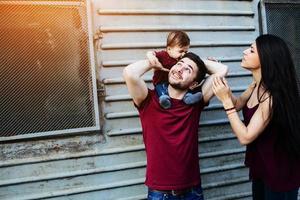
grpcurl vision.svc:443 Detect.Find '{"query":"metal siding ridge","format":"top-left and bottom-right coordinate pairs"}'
top-left (105, 94), bottom-right (131, 101)
top-left (107, 127), bottom-right (142, 135)
top-left (227, 71), bottom-right (252, 77)
top-left (103, 76), bottom-right (151, 84)
top-left (101, 41), bottom-right (251, 50)
top-left (0, 145), bottom-right (145, 167)
top-left (0, 157), bottom-right (244, 187)
top-left (105, 104), bottom-right (223, 120)
top-left (105, 111), bottom-right (138, 119)
top-left (6, 178), bottom-right (145, 200)
top-left (201, 163), bottom-right (245, 174)
top-left (106, 126), bottom-right (234, 139)
top-left (117, 194), bottom-right (147, 200)
top-left (92, 143), bottom-right (241, 160)
top-left (202, 176), bottom-right (249, 189)
top-left (102, 72), bottom-right (250, 84)
top-left (99, 26), bottom-right (256, 32)
top-left (199, 134), bottom-right (236, 143)
top-left (209, 192), bottom-right (252, 200)
top-left (102, 57), bottom-right (242, 67)
top-left (104, 87), bottom-right (247, 102)
top-left (1, 167), bottom-right (250, 200)
top-left (0, 143), bottom-right (244, 168)
top-left (97, 9), bottom-right (254, 16)
top-left (92, 144), bottom-right (145, 155)
top-left (199, 148), bottom-right (245, 158)
top-left (0, 161), bottom-right (146, 187)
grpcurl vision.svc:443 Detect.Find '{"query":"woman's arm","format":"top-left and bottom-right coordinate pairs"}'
top-left (212, 76), bottom-right (271, 145)
top-left (231, 81), bottom-right (256, 111)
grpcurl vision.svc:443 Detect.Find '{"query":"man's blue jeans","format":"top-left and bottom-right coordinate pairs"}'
top-left (147, 185), bottom-right (204, 200)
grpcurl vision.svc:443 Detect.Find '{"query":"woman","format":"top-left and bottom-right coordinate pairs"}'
top-left (212, 34), bottom-right (300, 200)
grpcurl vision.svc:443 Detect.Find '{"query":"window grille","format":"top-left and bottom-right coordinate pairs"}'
top-left (0, 0), bottom-right (99, 138)
top-left (263, 1), bottom-right (300, 90)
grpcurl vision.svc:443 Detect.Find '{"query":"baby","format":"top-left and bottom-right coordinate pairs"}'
top-left (147, 30), bottom-right (202, 109)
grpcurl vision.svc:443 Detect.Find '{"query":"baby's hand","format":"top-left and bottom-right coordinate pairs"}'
top-left (146, 51), bottom-right (157, 64)
top-left (148, 55), bottom-right (160, 67)
top-left (151, 60), bottom-right (169, 72)
top-left (146, 51), bottom-right (169, 72)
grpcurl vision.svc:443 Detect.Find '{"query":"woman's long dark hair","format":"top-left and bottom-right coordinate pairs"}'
top-left (256, 34), bottom-right (300, 159)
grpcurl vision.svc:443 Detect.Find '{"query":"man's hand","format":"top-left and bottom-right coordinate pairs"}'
top-left (207, 57), bottom-right (220, 63)
top-left (201, 58), bottom-right (228, 104)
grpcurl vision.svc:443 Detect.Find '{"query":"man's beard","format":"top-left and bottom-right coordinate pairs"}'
top-left (168, 72), bottom-right (190, 90)
top-left (169, 81), bottom-right (188, 91)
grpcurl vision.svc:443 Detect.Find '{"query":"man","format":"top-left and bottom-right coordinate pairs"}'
top-left (123, 52), bottom-right (228, 199)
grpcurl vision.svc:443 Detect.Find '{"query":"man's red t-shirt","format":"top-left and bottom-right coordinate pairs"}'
top-left (136, 89), bottom-right (206, 190)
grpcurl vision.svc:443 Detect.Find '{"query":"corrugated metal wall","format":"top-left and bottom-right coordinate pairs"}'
top-left (3, 0), bottom-right (298, 200)
top-left (96, 0), bottom-right (258, 199)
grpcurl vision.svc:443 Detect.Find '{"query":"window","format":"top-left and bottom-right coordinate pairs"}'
top-left (0, 0), bottom-right (99, 139)
top-left (260, 0), bottom-right (300, 89)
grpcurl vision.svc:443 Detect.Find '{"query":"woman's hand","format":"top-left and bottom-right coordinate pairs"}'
top-left (212, 76), bottom-right (233, 105)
